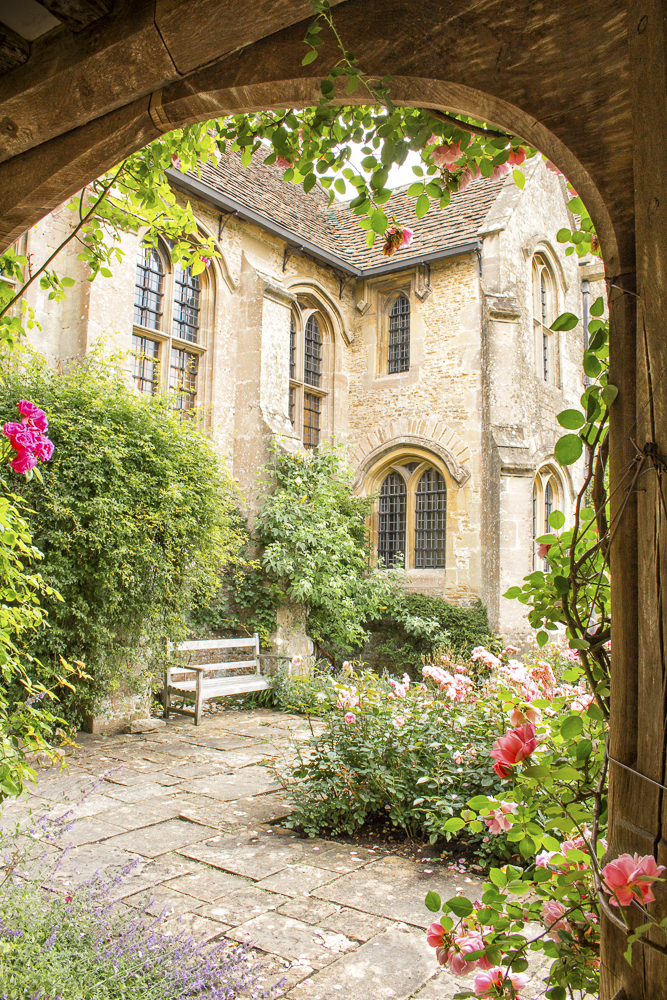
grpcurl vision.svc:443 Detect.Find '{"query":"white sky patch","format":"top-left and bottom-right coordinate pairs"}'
top-left (330, 144), bottom-right (423, 200)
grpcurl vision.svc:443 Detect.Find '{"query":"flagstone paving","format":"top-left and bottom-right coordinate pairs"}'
top-left (0, 708), bottom-right (552, 999)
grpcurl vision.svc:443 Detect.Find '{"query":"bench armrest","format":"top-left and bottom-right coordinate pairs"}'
top-left (168, 664), bottom-right (207, 674)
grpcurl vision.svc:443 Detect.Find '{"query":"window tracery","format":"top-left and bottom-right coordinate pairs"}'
top-left (532, 253), bottom-right (557, 384)
top-left (388, 293), bottom-right (410, 373)
top-left (132, 242), bottom-right (211, 412)
top-left (373, 459), bottom-right (448, 569)
top-left (289, 308), bottom-right (329, 449)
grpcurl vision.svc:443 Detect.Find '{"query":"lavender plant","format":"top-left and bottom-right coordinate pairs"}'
top-left (0, 793), bottom-right (276, 1000)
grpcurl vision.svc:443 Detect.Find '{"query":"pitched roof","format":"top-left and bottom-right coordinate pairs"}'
top-left (178, 150), bottom-right (507, 275)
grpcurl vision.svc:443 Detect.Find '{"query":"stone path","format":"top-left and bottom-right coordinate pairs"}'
top-left (0, 708), bottom-right (551, 999)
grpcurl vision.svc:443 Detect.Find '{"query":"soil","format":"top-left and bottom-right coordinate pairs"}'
top-left (275, 812), bottom-right (489, 879)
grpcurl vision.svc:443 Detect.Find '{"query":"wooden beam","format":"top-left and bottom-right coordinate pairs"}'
top-left (39, 1), bottom-right (112, 33)
top-left (0, 25), bottom-right (29, 76)
top-left (602, 1), bottom-right (667, 997)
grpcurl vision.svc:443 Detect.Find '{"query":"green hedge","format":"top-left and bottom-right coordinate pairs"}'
top-left (367, 595), bottom-right (501, 676)
top-left (0, 350), bottom-right (244, 726)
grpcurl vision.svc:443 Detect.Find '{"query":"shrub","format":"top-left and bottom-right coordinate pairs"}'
top-left (367, 595), bottom-right (502, 677)
top-left (256, 443), bottom-right (402, 655)
top-left (0, 350), bottom-right (245, 726)
top-left (0, 795), bottom-right (277, 999)
top-left (274, 661), bottom-right (507, 846)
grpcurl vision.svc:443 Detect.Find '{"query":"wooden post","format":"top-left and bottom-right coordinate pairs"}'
top-left (601, 2), bottom-right (667, 996)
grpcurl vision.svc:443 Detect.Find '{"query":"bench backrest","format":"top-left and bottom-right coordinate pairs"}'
top-left (166, 634), bottom-right (261, 677)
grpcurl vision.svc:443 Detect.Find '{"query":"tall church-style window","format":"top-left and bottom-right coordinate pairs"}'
top-left (134, 246), bottom-right (164, 330)
top-left (304, 314), bottom-right (323, 387)
top-left (532, 253), bottom-right (556, 384)
top-left (132, 241), bottom-right (210, 411)
top-left (172, 263), bottom-right (200, 343)
top-left (374, 460), bottom-right (448, 570)
top-left (289, 309), bottom-right (328, 449)
top-left (388, 294), bottom-right (410, 373)
top-left (414, 469), bottom-right (447, 568)
top-left (533, 469), bottom-right (562, 570)
top-left (378, 472), bottom-right (407, 568)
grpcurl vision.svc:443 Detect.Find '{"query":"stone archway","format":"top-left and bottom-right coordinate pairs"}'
top-left (0, 3), bottom-right (665, 996)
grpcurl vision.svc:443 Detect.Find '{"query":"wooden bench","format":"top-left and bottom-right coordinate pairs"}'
top-left (163, 634), bottom-right (272, 725)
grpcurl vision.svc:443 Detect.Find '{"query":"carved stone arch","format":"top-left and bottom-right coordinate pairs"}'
top-left (523, 236), bottom-right (569, 294)
top-left (194, 217), bottom-right (237, 293)
top-left (532, 454), bottom-right (575, 505)
top-left (284, 279), bottom-right (351, 345)
top-left (352, 416), bottom-right (472, 489)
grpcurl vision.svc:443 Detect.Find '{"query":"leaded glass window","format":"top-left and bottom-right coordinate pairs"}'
top-left (134, 246), bottom-right (164, 330)
top-left (378, 472), bottom-right (406, 568)
top-left (290, 315), bottom-right (297, 380)
top-left (303, 392), bottom-right (321, 448)
top-left (169, 347), bottom-right (198, 412)
top-left (304, 314), bottom-right (322, 387)
top-left (415, 469), bottom-right (446, 568)
top-left (172, 263), bottom-right (200, 343)
top-left (388, 294), bottom-right (410, 373)
top-left (544, 480), bottom-right (553, 531)
top-left (132, 334), bottom-right (159, 395)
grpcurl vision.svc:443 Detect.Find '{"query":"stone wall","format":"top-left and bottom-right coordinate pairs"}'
top-left (16, 162), bottom-right (592, 652)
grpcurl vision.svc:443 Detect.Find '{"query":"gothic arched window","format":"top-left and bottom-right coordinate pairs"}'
top-left (373, 461), bottom-right (448, 569)
top-left (378, 472), bottom-right (407, 568)
top-left (388, 294), bottom-right (410, 373)
top-left (532, 253), bottom-right (556, 383)
top-left (289, 309), bottom-right (328, 449)
top-left (134, 245), bottom-right (164, 331)
top-left (172, 262), bottom-right (201, 343)
top-left (132, 241), bottom-right (211, 412)
top-left (533, 468), bottom-right (562, 569)
top-left (415, 469), bottom-right (447, 568)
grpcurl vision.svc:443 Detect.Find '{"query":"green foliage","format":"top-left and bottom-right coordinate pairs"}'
top-left (0, 484), bottom-right (79, 801)
top-left (370, 595), bottom-right (501, 676)
top-left (189, 562), bottom-right (279, 647)
top-left (274, 662), bottom-right (505, 843)
top-left (0, 800), bottom-right (271, 999)
top-left (256, 443), bottom-right (400, 653)
top-left (0, 350), bottom-right (245, 726)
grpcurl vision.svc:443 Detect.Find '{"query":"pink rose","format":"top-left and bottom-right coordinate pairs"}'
top-left (344, 712), bottom-right (356, 724)
top-left (400, 227), bottom-right (414, 249)
top-left (444, 933), bottom-right (486, 976)
top-left (10, 449), bottom-right (38, 474)
top-left (536, 542), bottom-right (552, 560)
top-left (276, 156), bottom-right (291, 169)
top-left (474, 967), bottom-right (529, 998)
top-left (541, 899), bottom-right (570, 941)
top-left (426, 921), bottom-right (446, 948)
top-left (483, 801), bottom-right (517, 835)
top-left (508, 147), bottom-right (526, 166)
top-left (34, 436), bottom-right (54, 462)
top-left (602, 854), bottom-right (644, 907)
top-left (170, 153), bottom-right (181, 170)
top-left (425, 133), bottom-right (439, 147)
top-left (17, 401), bottom-right (48, 431)
top-left (490, 723), bottom-right (537, 776)
top-left (635, 854), bottom-right (667, 903)
top-left (490, 161), bottom-right (511, 182)
top-left (536, 849), bottom-right (557, 868)
top-left (433, 142), bottom-right (462, 167)
top-left (200, 256), bottom-right (211, 268)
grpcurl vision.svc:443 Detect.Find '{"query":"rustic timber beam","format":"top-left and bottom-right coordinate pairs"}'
top-left (0, 0), bottom-right (348, 167)
top-left (0, 24), bottom-right (30, 77)
top-left (39, 0), bottom-right (112, 32)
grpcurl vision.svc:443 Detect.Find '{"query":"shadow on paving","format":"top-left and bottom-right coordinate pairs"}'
top-left (0, 709), bottom-right (550, 999)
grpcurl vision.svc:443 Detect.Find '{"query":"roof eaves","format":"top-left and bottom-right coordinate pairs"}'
top-left (168, 169), bottom-right (481, 281)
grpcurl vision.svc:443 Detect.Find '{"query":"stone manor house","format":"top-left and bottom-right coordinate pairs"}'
top-left (22, 153), bottom-right (602, 638)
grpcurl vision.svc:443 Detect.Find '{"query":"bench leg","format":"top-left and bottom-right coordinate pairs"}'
top-left (194, 672), bottom-right (202, 726)
top-left (162, 671), bottom-right (170, 719)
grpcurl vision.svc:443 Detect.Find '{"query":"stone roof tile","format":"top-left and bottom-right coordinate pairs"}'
top-left (195, 151), bottom-right (506, 269)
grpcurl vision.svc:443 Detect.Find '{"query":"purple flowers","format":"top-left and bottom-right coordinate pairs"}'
top-left (3, 400), bottom-right (54, 474)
